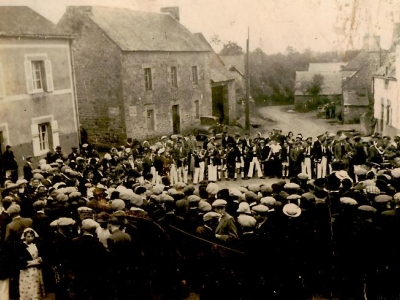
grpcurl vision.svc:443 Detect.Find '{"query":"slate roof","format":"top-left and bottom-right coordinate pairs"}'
top-left (0, 6), bottom-right (65, 37)
top-left (193, 33), bottom-right (235, 82)
top-left (294, 71), bottom-right (343, 95)
top-left (308, 62), bottom-right (347, 72)
top-left (220, 55), bottom-right (246, 76)
top-left (88, 6), bottom-right (210, 52)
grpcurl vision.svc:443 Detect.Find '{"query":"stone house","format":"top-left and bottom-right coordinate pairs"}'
top-left (341, 36), bottom-right (382, 124)
top-left (0, 7), bottom-right (79, 174)
top-left (58, 6), bottom-right (219, 146)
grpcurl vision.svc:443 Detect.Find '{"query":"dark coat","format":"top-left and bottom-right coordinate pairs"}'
top-left (5, 217), bottom-right (33, 242)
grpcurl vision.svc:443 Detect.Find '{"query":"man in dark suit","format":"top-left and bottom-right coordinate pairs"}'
top-left (23, 156), bottom-right (33, 182)
top-left (107, 216), bottom-right (136, 300)
top-left (290, 141), bottom-right (303, 177)
top-left (212, 199), bottom-right (239, 244)
top-left (5, 204), bottom-right (32, 243)
top-left (0, 197), bottom-right (12, 241)
top-left (31, 200), bottom-right (50, 240)
top-left (70, 219), bottom-right (110, 300)
top-left (221, 131), bottom-right (235, 148)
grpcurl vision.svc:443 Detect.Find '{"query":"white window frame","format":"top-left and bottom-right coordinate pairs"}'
top-left (31, 60), bottom-right (45, 92)
top-left (38, 123), bottom-right (49, 151)
top-left (24, 54), bottom-right (54, 94)
top-left (31, 115), bottom-right (59, 157)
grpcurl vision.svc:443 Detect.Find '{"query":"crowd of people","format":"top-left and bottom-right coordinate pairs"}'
top-left (1, 128), bottom-right (400, 299)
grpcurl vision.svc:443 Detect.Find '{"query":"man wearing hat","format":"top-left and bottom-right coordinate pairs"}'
top-left (3, 145), bottom-right (18, 183)
top-left (290, 141), bottom-right (303, 177)
top-left (5, 205), bottom-right (32, 243)
top-left (212, 199), bottom-right (239, 243)
top-left (70, 219), bottom-right (110, 299)
top-left (23, 155), bottom-right (33, 183)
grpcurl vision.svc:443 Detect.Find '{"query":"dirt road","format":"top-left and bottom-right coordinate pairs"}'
top-left (253, 105), bottom-right (362, 138)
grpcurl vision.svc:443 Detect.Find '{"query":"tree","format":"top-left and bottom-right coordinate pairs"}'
top-left (209, 34), bottom-right (221, 46)
top-left (307, 74), bottom-right (324, 96)
top-left (219, 41), bottom-right (244, 56)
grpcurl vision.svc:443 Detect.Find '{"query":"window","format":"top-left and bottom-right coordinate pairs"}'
top-left (32, 61), bottom-right (44, 91)
top-left (194, 100), bottom-right (199, 119)
top-left (25, 58), bottom-right (54, 94)
top-left (192, 66), bottom-right (198, 84)
top-left (38, 123), bottom-right (50, 151)
top-left (381, 103), bottom-right (384, 131)
top-left (171, 67), bottom-right (178, 87)
top-left (144, 68), bottom-right (152, 90)
top-left (147, 110), bottom-right (155, 131)
top-left (31, 118), bottom-right (59, 157)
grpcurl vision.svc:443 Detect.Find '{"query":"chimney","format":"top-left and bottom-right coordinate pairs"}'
top-left (392, 23), bottom-right (400, 42)
top-left (160, 7), bottom-right (180, 21)
top-left (362, 35), bottom-right (380, 51)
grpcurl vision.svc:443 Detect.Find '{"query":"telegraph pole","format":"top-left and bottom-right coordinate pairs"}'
top-left (245, 27), bottom-right (250, 131)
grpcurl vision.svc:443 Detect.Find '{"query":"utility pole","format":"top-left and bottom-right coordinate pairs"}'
top-left (245, 27), bottom-right (250, 131)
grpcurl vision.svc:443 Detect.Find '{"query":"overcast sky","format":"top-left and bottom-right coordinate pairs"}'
top-left (2, 0), bottom-right (400, 54)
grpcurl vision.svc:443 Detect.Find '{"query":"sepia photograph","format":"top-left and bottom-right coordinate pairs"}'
top-left (0, 0), bottom-right (400, 299)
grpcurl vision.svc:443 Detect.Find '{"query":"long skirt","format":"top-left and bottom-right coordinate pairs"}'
top-left (19, 267), bottom-right (45, 300)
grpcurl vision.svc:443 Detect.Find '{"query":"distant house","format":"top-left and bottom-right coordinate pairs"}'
top-left (294, 70), bottom-right (345, 111)
top-left (57, 6), bottom-right (215, 145)
top-left (373, 24), bottom-right (400, 136)
top-left (308, 62), bottom-right (347, 72)
top-left (341, 36), bottom-right (383, 124)
top-left (0, 7), bottom-right (79, 174)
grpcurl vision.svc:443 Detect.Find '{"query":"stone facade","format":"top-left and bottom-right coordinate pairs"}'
top-left (59, 7), bottom-right (215, 146)
top-left (121, 51), bottom-right (212, 139)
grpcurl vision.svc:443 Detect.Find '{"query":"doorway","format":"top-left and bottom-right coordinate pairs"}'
top-left (147, 110), bottom-right (155, 131)
top-left (172, 105), bottom-right (180, 134)
top-left (0, 131), bottom-right (4, 185)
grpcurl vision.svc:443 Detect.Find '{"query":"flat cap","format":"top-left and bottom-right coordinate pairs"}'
top-left (77, 206), bottom-right (93, 212)
top-left (358, 205), bottom-right (377, 213)
top-left (81, 219), bottom-right (99, 231)
top-left (391, 168), bottom-right (400, 179)
top-left (153, 184), bottom-right (165, 195)
top-left (160, 194), bottom-right (174, 202)
top-left (340, 197), bottom-right (358, 205)
top-left (237, 202), bottom-right (251, 214)
top-left (237, 215), bottom-right (257, 228)
top-left (111, 199), bottom-right (126, 211)
top-left (55, 217), bottom-right (76, 227)
top-left (7, 204), bottom-right (21, 214)
top-left (260, 196), bottom-right (276, 206)
top-left (188, 195), bottom-right (201, 203)
top-left (247, 184), bottom-right (261, 193)
top-left (374, 194), bottom-right (392, 203)
top-left (365, 185), bottom-right (380, 195)
top-left (284, 183), bottom-right (301, 190)
top-left (297, 173), bottom-right (309, 180)
top-left (251, 204), bottom-right (269, 213)
top-left (198, 201), bottom-right (212, 212)
top-left (212, 199), bottom-right (227, 207)
top-left (206, 183), bottom-right (220, 195)
top-left (203, 212), bottom-right (221, 222)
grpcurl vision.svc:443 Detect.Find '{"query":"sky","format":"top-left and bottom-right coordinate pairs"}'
top-left (1, 0), bottom-right (400, 54)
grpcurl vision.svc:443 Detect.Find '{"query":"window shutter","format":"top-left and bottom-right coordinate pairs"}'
top-left (24, 60), bottom-right (34, 94)
top-left (0, 63), bottom-right (5, 99)
top-left (31, 124), bottom-right (40, 156)
top-left (51, 120), bottom-right (60, 148)
top-left (44, 59), bottom-right (54, 92)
